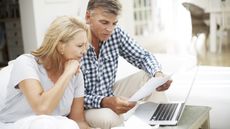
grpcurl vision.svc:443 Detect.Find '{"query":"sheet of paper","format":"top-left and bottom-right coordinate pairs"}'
top-left (128, 74), bottom-right (172, 102)
top-left (123, 74), bottom-right (172, 121)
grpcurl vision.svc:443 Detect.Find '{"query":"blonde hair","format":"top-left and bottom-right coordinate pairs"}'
top-left (32, 16), bottom-right (90, 71)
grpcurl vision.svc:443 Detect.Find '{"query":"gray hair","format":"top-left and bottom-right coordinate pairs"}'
top-left (87, 0), bottom-right (122, 16)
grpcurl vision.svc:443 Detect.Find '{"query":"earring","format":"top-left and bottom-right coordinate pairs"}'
top-left (61, 50), bottom-right (64, 55)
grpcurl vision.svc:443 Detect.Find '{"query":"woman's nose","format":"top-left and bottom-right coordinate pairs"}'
top-left (81, 47), bottom-right (87, 55)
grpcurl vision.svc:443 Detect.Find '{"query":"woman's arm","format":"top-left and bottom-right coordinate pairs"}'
top-left (19, 60), bottom-right (80, 115)
top-left (68, 97), bottom-right (91, 129)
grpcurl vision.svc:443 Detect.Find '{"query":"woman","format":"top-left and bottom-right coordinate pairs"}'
top-left (0, 16), bottom-right (98, 129)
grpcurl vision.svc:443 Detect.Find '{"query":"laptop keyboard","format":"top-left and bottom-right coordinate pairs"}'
top-left (150, 103), bottom-right (179, 121)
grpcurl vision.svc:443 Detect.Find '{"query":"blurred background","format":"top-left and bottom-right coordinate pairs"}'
top-left (0, 0), bottom-right (230, 67)
top-left (0, 0), bottom-right (230, 129)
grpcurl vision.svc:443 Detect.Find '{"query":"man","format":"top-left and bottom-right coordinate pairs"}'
top-left (81, 0), bottom-right (172, 129)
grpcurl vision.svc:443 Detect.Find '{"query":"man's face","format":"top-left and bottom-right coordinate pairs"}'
top-left (86, 8), bottom-right (118, 42)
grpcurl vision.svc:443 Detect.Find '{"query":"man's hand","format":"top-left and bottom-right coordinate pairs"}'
top-left (154, 71), bottom-right (173, 91)
top-left (101, 96), bottom-right (136, 115)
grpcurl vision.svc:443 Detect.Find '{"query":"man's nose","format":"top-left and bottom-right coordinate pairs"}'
top-left (106, 25), bottom-right (114, 32)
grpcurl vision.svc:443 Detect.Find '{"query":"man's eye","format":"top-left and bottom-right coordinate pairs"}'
top-left (101, 21), bottom-right (108, 24)
top-left (113, 22), bottom-right (117, 26)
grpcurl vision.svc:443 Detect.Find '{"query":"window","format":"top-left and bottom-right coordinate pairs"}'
top-left (133, 0), bottom-right (153, 36)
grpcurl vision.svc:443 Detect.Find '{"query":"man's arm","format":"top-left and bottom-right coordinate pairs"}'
top-left (84, 94), bottom-right (104, 109)
top-left (116, 26), bottom-right (172, 91)
top-left (116, 26), bottom-right (161, 76)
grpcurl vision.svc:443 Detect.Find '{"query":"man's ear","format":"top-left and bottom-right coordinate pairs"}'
top-left (85, 11), bottom-right (90, 24)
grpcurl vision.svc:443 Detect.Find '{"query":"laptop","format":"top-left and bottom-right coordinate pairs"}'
top-left (133, 66), bottom-right (198, 126)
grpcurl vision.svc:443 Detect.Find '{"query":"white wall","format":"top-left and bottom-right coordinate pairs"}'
top-left (19, 0), bottom-right (89, 53)
top-left (19, 0), bottom-right (37, 53)
top-left (119, 1), bottom-right (135, 37)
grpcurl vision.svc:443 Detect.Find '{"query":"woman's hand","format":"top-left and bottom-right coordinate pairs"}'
top-left (63, 59), bottom-right (80, 76)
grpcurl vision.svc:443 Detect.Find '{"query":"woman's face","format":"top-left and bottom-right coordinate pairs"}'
top-left (62, 31), bottom-right (88, 61)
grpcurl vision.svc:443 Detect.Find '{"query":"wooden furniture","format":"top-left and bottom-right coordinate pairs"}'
top-left (206, 0), bottom-right (230, 53)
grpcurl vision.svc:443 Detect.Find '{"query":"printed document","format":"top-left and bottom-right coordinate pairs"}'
top-left (129, 74), bottom-right (172, 102)
top-left (123, 74), bottom-right (172, 120)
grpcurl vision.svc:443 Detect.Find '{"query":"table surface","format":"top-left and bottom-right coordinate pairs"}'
top-left (158, 105), bottom-right (211, 129)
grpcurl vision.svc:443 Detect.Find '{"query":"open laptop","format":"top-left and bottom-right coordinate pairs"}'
top-left (133, 66), bottom-right (198, 126)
